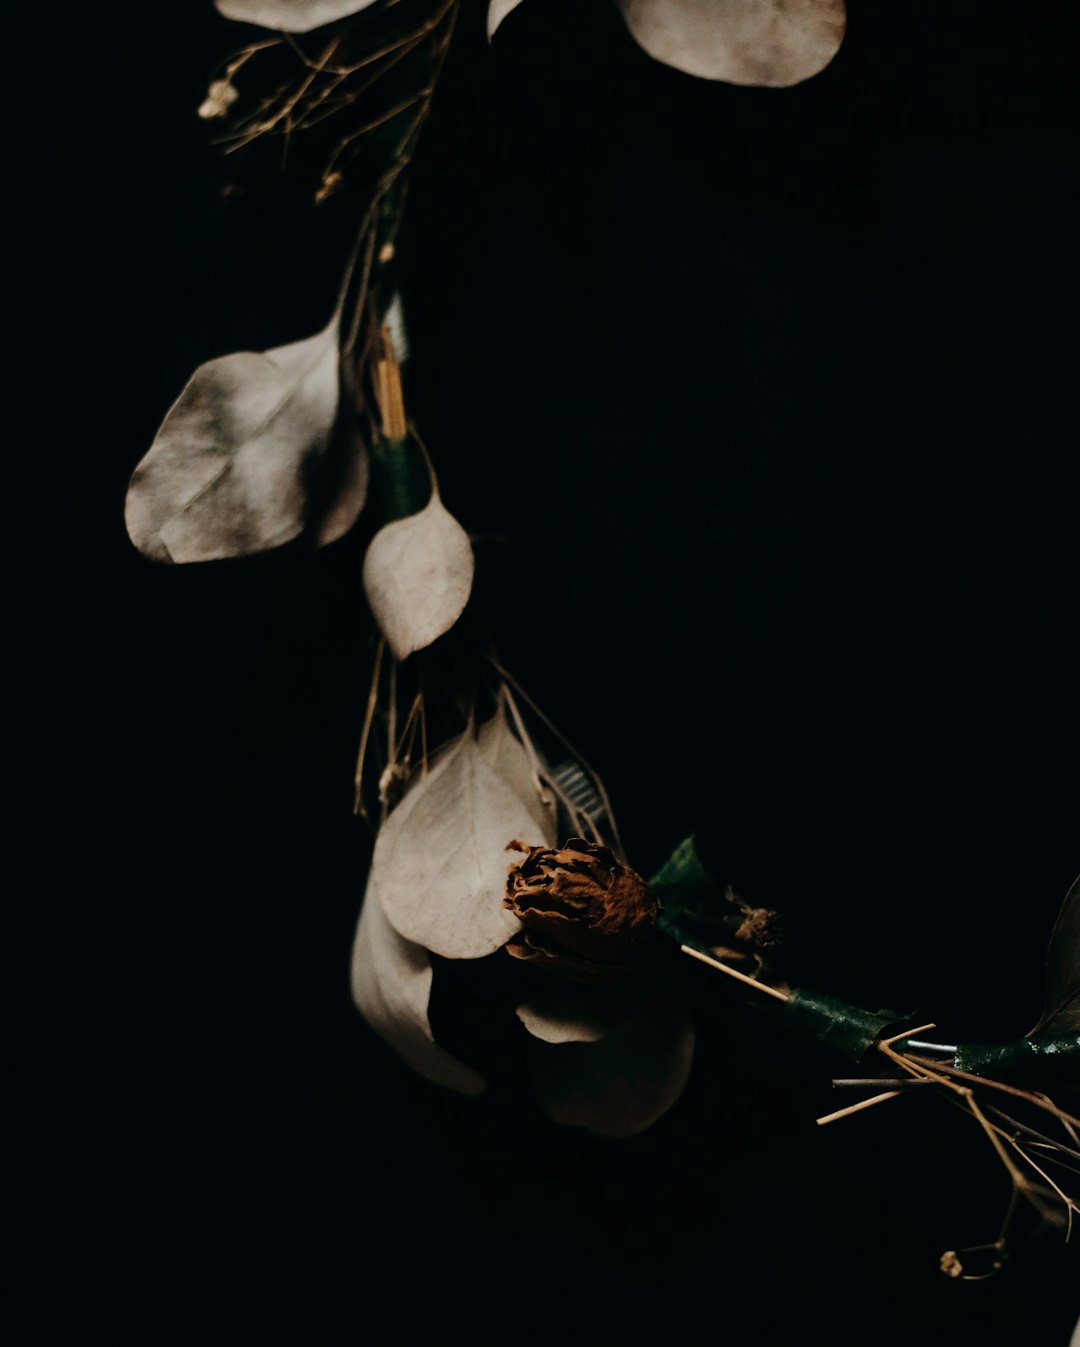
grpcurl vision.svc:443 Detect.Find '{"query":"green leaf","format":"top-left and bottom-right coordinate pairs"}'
top-left (650, 835), bottom-right (706, 892)
top-left (650, 835), bottom-right (720, 912)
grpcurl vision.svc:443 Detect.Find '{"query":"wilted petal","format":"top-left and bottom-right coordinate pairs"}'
top-left (351, 875), bottom-right (485, 1096)
top-left (310, 422), bottom-right (369, 547)
top-left (374, 713), bottom-right (557, 959)
top-left (363, 494), bottom-right (474, 661)
top-left (216, 0), bottom-right (379, 33)
top-left (529, 987), bottom-right (694, 1137)
top-left (516, 983), bottom-right (631, 1044)
top-left (126, 317), bottom-right (363, 563)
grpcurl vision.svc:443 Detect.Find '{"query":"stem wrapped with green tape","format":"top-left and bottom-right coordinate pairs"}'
top-left (953, 1033), bottom-right (1079, 1082)
top-left (783, 988), bottom-right (913, 1065)
top-left (370, 433), bottom-right (431, 521)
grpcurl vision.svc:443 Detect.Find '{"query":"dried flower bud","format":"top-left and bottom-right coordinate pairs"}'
top-left (315, 171), bottom-right (344, 205)
top-left (504, 839), bottom-right (659, 984)
top-left (939, 1250), bottom-right (963, 1278)
top-left (198, 79), bottom-right (239, 121)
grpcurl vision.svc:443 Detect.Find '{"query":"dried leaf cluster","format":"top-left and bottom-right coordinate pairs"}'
top-left (353, 698), bottom-right (696, 1136)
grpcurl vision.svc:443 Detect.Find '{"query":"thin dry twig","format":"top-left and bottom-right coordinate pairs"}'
top-left (354, 637), bottom-right (386, 818)
top-left (879, 1041), bottom-right (1069, 1226)
top-left (816, 1090), bottom-right (905, 1126)
top-left (984, 1104), bottom-right (1080, 1164)
top-left (482, 654), bottom-right (625, 857)
top-left (907, 1054), bottom-right (1080, 1131)
top-left (680, 945), bottom-right (790, 1002)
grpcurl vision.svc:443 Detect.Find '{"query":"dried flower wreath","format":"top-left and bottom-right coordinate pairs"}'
top-left (125, 0), bottom-right (1078, 1283)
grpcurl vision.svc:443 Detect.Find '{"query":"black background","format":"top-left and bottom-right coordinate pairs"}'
top-left (24, 0), bottom-right (1078, 1342)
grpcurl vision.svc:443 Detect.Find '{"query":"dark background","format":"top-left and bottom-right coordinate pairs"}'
top-left (25, 0), bottom-right (1078, 1342)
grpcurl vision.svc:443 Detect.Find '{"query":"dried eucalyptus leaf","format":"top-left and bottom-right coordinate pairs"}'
top-left (1032, 873), bottom-right (1080, 1037)
top-left (516, 984), bottom-right (630, 1044)
top-left (362, 494), bottom-right (474, 661)
top-left (310, 420), bottom-right (369, 547)
top-left (612, 0), bottom-right (846, 87)
top-left (529, 987), bottom-right (694, 1137)
top-left (216, 0), bottom-right (378, 33)
top-left (126, 318), bottom-right (360, 563)
top-left (374, 713), bottom-right (556, 960)
top-left (488, 0), bottom-right (525, 38)
top-left (351, 875), bottom-right (485, 1096)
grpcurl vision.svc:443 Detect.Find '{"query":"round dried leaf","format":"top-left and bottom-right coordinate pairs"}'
top-left (216, 0), bottom-right (379, 33)
top-left (516, 983), bottom-right (631, 1044)
top-left (373, 713), bottom-right (557, 960)
top-left (126, 318), bottom-right (364, 563)
top-left (351, 874), bottom-right (485, 1096)
top-left (529, 988), bottom-right (695, 1137)
top-left (363, 495), bottom-right (474, 661)
top-left (613, 0), bottom-right (846, 87)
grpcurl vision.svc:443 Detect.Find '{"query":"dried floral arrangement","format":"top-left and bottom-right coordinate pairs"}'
top-left (125, 0), bottom-right (1079, 1285)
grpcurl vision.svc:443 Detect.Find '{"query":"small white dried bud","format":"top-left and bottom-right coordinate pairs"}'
top-left (383, 291), bottom-right (410, 363)
top-left (939, 1250), bottom-right (963, 1278)
top-left (378, 761), bottom-right (410, 808)
top-left (198, 79), bottom-right (239, 121)
top-left (315, 171), bottom-right (344, 206)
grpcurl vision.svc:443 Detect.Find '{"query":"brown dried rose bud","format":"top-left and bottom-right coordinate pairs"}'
top-left (504, 839), bottom-right (659, 984)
